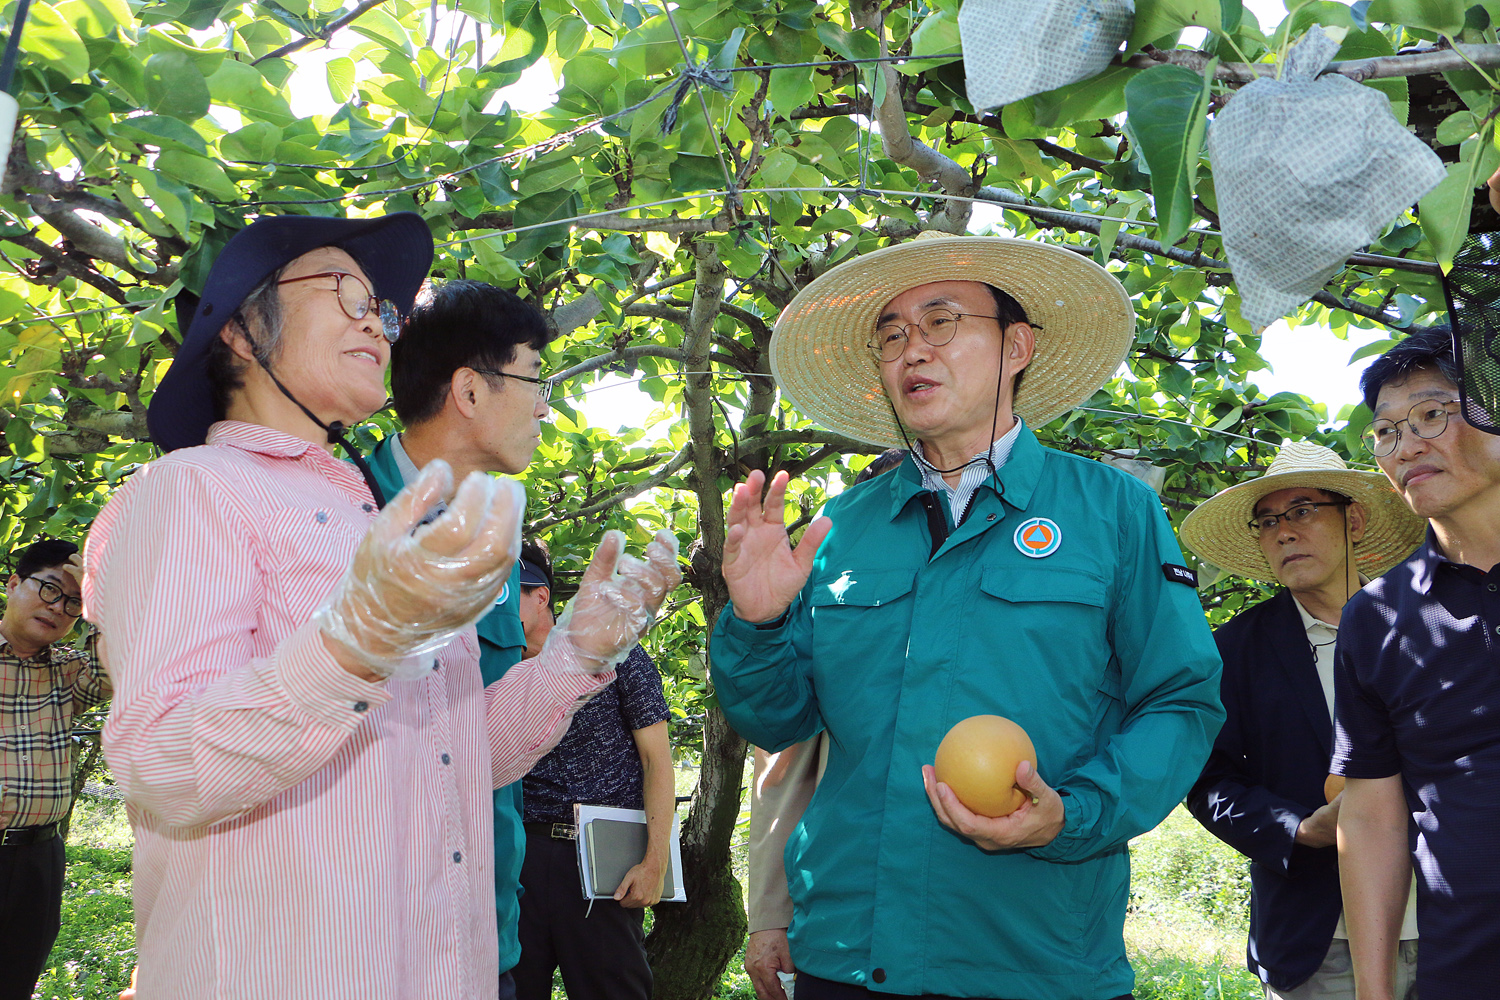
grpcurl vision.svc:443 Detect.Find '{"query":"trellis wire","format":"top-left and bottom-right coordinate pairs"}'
top-left (548, 373), bottom-right (1367, 461)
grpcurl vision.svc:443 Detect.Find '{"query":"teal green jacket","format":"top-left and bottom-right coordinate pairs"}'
top-left (368, 437), bottom-right (529, 974)
top-left (710, 425), bottom-right (1224, 1000)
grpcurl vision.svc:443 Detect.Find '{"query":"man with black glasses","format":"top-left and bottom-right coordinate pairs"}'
top-left (1181, 442), bottom-right (1424, 1000)
top-left (0, 538), bottom-right (110, 999)
top-left (368, 279), bottom-right (596, 999)
top-left (1333, 326), bottom-right (1500, 1000)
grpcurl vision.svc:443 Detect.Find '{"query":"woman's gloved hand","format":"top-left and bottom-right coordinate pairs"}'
top-left (317, 459), bottom-right (523, 680)
top-left (543, 528), bottom-right (682, 674)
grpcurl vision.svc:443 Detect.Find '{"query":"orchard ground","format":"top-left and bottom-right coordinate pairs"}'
top-left (42, 767), bottom-right (1258, 1000)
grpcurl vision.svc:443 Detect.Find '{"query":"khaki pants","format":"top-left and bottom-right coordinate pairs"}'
top-left (1265, 939), bottom-right (1418, 1000)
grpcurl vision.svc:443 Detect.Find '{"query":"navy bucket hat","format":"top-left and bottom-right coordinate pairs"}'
top-left (148, 212), bottom-right (435, 453)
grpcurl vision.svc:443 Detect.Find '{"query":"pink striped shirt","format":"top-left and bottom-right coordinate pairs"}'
top-left (83, 421), bottom-right (612, 1000)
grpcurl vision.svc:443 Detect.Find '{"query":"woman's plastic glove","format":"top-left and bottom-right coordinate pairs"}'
top-left (316, 459), bottom-right (523, 680)
top-left (544, 528), bottom-right (682, 674)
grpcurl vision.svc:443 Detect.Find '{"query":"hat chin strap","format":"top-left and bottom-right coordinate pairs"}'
top-left (887, 330), bottom-right (1008, 527)
top-left (237, 316), bottom-right (388, 509)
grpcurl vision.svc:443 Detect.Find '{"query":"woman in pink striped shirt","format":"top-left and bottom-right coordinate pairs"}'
top-left (83, 214), bottom-right (679, 1000)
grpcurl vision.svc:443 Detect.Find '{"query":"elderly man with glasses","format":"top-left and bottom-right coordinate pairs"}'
top-left (0, 538), bottom-right (109, 999)
top-left (1180, 442), bottom-right (1425, 1000)
top-left (709, 231), bottom-right (1223, 1000)
top-left (1330, 326), bottom-right (1500, 1000)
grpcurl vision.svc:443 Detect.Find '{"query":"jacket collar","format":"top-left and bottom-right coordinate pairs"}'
top-left (887, 420), bottom-right (1046, 521)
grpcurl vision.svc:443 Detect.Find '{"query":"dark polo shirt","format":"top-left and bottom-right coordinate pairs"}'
top-left (1332, 528), bottom-right (1500, 1000)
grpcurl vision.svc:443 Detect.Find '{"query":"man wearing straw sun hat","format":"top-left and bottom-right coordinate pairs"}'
top-left (708, 231), bottom-right (1224, 1000)
top-left (1180, 441), bottom-right (1425, 1000)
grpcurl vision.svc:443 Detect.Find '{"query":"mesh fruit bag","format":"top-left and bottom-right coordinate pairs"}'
top-left (960, 0), bottom-right (1134, 111)
top-left (1442, 231), bottom-right (1500, 434)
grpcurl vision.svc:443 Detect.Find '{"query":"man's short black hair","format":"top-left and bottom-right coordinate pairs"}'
top-left (985, 284), bottom-right (1030, 396)
top-left (13, 539), bottom-right (79, 580)
top-left (854, 447), bottom-right (907, 485)
top-left (1359, 324), bottom-right (1460, 412)
top-left (391, 279), bottom-right (555, 426)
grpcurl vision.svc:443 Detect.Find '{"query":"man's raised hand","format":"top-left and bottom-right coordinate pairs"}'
top-left (722, 470), bottom-right (831, 624)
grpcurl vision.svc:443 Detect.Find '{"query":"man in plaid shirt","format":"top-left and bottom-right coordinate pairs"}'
top-left (0, 538), bottom-right (109, 999)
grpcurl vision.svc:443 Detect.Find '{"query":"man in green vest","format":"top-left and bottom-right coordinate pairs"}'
top-left (710, 232), bottom-right (1224, 1000)
top-left (368, 279), bottom-right (574, 998)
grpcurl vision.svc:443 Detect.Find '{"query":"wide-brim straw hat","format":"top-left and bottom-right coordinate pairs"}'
top-left (769, 231), bottom-right (1136, 447)
top-left (1180, 440), bottom-right (1425, 582)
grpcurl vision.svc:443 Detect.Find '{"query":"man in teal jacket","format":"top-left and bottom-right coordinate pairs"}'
top-left (369, 279), bottom-right (573, 995)
top-left (711, 232), bottom-right (1224, 1000)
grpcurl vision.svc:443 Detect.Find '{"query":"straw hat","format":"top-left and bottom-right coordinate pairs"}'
top-left (1180, 440), bottom-right (1425, 583)
top-left (769, 231), bottom-right (1136, 447)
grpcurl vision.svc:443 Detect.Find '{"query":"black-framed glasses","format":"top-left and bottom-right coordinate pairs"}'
top-left (277, 271), bottom-right (401, 344)
top-left (1362, 399), bottom-right (1462, 457)
top-left (1246, 500), bottom-right (1351, 537)
top-left (22, 576), bottom-right (82, 617)
top-left (868, 309), bottom-right (1002, 362)
top-left (470, 368), bottom-right (554, 401)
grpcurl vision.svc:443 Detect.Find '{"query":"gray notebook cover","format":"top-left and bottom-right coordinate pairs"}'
top-left (584, 818), bottom-right (677, 898)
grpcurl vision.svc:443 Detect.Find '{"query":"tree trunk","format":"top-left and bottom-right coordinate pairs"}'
top-left (645, 709), bottom-right (748, 999)
top-left (645, 241), bottom-right (751, 999)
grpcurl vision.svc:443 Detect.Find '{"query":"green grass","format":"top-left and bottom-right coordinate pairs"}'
top-left (46, 793), bottom-right (1259, 1000)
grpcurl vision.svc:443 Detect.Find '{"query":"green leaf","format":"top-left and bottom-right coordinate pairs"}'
top-left (1219, 0), bottom-right (1243, 34)
top-left (347, 7), bottom-right (414, 55)
top-left (1349, 338), bottom-right (1400, 363)
top-left (612, 14), bottom-right (681, 77)
top-left (1420, 135), bottom-right (1492, 271)
top-left (492, 0), bottom-right (548, 74)
top-left (219, 121), bottom-right (282, 161)
top-left (1123, 62), bottom-right (1212, 246)
top-left (56, 0), bottom-right (133, 42)
top-left (809, 208), bottom-right (857, 236)
top-left (767, 67), bottom-right (814, 117)
top-left (1363, 0), bottom-right (1466, 35)
top-left (326, 56), bottom-right (355, 104)
top-left (156, 150), bottom-right (238, 200)
top-left (1031, 65), bottom-right (1138, 128)
top-left (1437, 109), bottom-right (1479, 145)
top-left (1169, 268), bottom-right (1207, 302)
top-left (901, 9), bottom-right (961, 74)
top-left (206, 60), bottom-right (297, 128)
top-left (25, 2), bottom-right (91, 80)
top-left (111, 114), bottom-right (208, 154)
top-left (144, 51), bottom-right (211, 121)
top-left (1127, 0), bottom-right (1222, 53)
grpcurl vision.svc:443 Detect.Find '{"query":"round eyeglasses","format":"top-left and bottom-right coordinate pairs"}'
top-left (1361, 398), bottom-right (1461, 457)
top-left (22, 576), bottom-right (83, 617)
top-left (277, 271), bottom-right (402, 343)
top-left (1246, 500), bottom-right (1351, 537)
top-left (470, 368), bottom-right (555, 401)
top-left (867, 309), bottom-right (1001, 362)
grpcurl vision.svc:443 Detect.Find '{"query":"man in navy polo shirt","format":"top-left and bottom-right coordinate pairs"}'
top-left (1333, 326), bottom-right (1500, 1000)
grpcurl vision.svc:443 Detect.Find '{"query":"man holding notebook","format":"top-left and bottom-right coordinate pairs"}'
top-left (510, 538), bottom-right (675, 1000)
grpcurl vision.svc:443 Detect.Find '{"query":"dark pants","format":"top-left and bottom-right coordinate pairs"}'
top-left (0, 833), bottom-right (65, 1000)
top-left (512, 827), bottom-right (652, 1000)
top-left (796, 973), bottom-right (1135, 1000)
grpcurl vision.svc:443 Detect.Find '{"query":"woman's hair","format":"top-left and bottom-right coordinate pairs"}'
top-left (204, 265), bottom-right (288, 418)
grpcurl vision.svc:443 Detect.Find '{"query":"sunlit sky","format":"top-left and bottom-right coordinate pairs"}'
top-left (280, 0), bottom-right (1401, 438)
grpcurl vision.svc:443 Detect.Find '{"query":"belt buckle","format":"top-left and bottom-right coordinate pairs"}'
top-left (550, 823), bottom-right (576, 840)
top-left (0, 828), bottom-right (25, 847)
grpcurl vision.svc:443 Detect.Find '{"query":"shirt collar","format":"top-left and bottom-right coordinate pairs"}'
top-left (206, 420), bottom-right (330, 459)
top-left (388, 432), bottom-right (421, 485)
top-left (1290, 594), bottom-right (1338, 635)
top-left (1410, 527), bottom-right (1448, 595)
top-left (911, 418), bottom-right (1024, 493)
top-left (0, 633), bottom-right (56, 665)
top-left (887, 419), bottom-right (1046, 520)
top-left (204, 420), bottom-right (372, 500)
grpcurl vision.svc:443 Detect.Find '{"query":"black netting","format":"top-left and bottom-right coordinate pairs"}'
top-left (1442, 232), bottom-right (1500, 435)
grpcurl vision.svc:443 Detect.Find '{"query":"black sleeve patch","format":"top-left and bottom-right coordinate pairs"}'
top-left (1162, 563), bottom-right (1198, 587)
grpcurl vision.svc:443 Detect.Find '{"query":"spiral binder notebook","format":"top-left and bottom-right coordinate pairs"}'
top-left (573, 804), bottom-right (686, 902)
